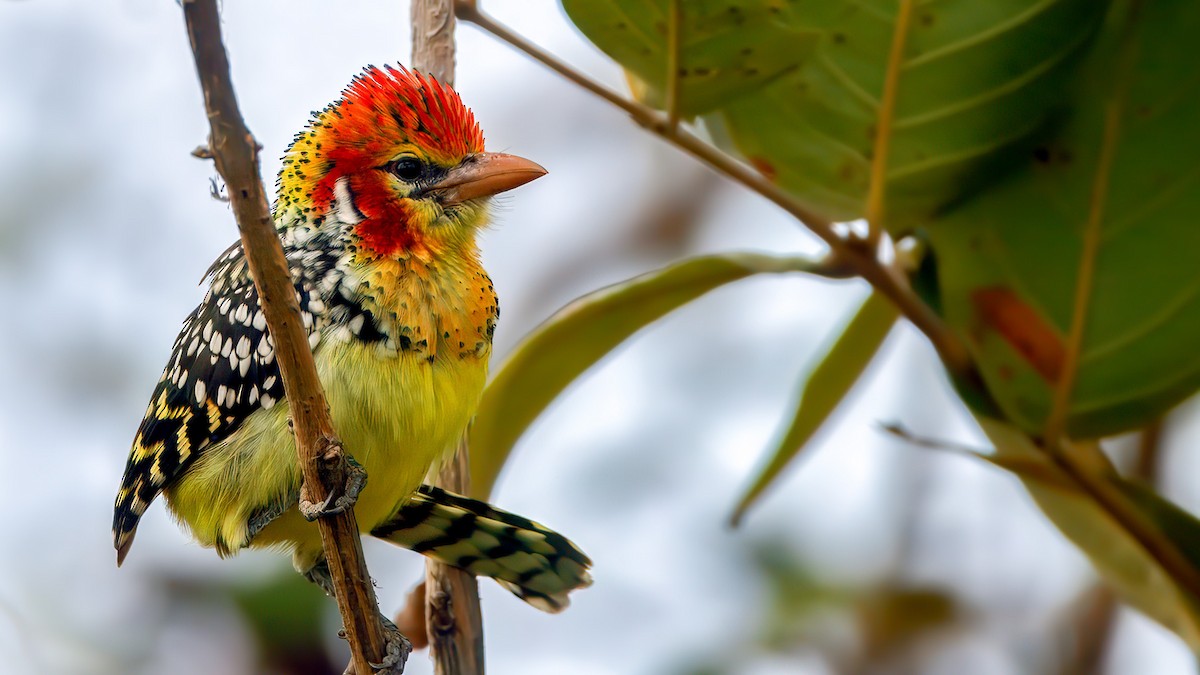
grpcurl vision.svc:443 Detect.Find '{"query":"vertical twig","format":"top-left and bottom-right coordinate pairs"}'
top-left (412, 0), bottom-right (457, 85)
top-left (1059, 419), bottom-right (1166, 675)
top-left (179, 2), bottom-right (395, 673)
top-left (410, 1), bottom-right (486, 673)
top-left (425, 440), bottom-right (486, 674)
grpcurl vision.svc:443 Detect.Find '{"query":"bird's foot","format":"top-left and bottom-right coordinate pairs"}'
top-left (245, 501), bottom-right (290, 542)
top-left (299, 454), bottom-right (367, 521)
top-left (337, 613), bottom-right (412, 674)
top-left (370, 613), bottom-right (411, 674)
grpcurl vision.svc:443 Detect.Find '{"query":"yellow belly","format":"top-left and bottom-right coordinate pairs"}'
top-left (164, 338), bottom-right (488, 569)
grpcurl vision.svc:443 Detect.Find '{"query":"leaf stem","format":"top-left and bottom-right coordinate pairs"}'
top-left (454, 2), bottom-right (974, 379)
top-left (665, 0), bottom-right (682, 130)
top-left (864, 0), bottom-right (915, 248)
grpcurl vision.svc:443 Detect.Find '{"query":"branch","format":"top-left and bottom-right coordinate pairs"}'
top-left (179, 2), bottom-right (397, 673)
top-left (1058, 421), bottom-right (1165, 675)
top-left (454, 1), bottom-right (973, 380)
top-left (410, 1), bottom-right (487, 673)
top-left (412, 0), bottom-right (456, 85)
top-left (425, 440), bottom-right (486, 674)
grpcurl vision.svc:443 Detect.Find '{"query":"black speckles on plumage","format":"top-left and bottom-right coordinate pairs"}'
top-left (370, 485), bottom-right (592, 612)
top-left (113, 224), bottom-right (390, 557)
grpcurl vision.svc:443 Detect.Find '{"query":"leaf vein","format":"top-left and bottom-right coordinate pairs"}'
top-left (905, 0), bottom-right (1067, 69)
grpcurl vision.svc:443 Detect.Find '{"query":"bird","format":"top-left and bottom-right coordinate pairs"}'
top-left (112, 64), bottom-right (592, 644)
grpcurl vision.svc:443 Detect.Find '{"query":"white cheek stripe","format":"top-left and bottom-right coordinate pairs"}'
top-left (334, 176), bottom-right (365, 224)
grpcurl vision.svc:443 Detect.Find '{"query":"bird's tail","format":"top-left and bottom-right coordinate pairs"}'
top-left (371, 485), bottom-right (592, 612)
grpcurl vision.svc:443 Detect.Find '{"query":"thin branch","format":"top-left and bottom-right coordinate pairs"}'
top-left (410, 1), bottom-right (486, 673)
top-left (1058, 419), bottom-right (1165, 675)
top-left (454, 2), bottom-right (973, 379)
top-left (864, 0), bottom-right (915, 248)
top-left (1060, 584), bottom-right (1117, 675)
top-left (180, 2), bottom-right (396, 673)
top-left (879, 422), bottom-right (993, 457)
top-left (1051, 438), bottom-right (1200, 599)
top-left (888, 422), bottom-right (1200, 600)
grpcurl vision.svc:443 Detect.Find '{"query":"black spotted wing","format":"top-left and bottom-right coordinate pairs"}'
top-left (112, 243), bottom-right (317, 564)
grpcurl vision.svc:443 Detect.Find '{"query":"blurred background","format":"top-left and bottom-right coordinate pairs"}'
top-left (1, 1), bottom-right (1198, 673)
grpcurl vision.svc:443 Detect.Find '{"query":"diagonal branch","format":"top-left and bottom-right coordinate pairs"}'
top-left (410, 1), bottom-right (486, 674)
top-left (179, 2), bottom-right (396, 673)
top-left (454, 1), bottom-right (974, 380)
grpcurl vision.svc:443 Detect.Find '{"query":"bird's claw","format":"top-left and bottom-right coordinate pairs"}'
top-left (299, 455), bottom-right (367, 521)
top-left (337, 614), bottom-right (412, 674)
top-left (369, 623), bottom-right (411, 674)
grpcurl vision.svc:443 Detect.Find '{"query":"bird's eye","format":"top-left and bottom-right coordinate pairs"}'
top-left (388, 157), bottom-right (425, 182)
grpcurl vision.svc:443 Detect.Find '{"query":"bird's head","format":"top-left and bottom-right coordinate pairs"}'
top-left (276, 65), bottom-right (545, 260)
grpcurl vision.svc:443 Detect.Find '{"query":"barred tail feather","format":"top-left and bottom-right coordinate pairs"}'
top-left (371, 485), bottom-right (592, 612)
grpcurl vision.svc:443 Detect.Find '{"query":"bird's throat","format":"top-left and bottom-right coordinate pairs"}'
top-left (353, 252), bottom-right (498, 364)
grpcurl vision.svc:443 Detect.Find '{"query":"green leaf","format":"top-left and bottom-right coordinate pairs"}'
top-left (560, 0), bottom-right (821, 116)
top-left (562, 0), bottom-right (1108, 228)
top-left (928, 0), bottom-right (1200, 437)
top-left (975, 419), bottom-right (1200, 647)
top-left (469, 252), bottom-right (827, 498)
top-left (730, 291), bottom-right (898, 525)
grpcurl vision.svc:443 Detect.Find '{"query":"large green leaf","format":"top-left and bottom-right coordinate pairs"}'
top-left (730, 291), bottom-right (898, 525)
top-left (562, 0), bottom-right (1108, 228)
top-left (928, 0), bottom-right (1200, 437)
top-left (469, 253), bottom-right (826, 497)
top-left (976, 419), bottom-right (1200, 648)
top-left (560, 0), bottom-right (821, 117)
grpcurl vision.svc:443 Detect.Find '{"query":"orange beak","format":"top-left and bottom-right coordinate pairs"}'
top-left (428, 152), bottom-right (547, 206)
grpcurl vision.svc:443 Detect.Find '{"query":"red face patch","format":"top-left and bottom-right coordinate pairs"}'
top-left (278, 65), bottom-right (486, 257)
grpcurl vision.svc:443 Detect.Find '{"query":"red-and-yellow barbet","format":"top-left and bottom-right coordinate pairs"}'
top-left (113, 65), bottom-right (591, 663)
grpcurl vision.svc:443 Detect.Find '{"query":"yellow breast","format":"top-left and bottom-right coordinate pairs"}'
top-left (317, 338), bottom-right (489, 527)
top-left (164, 339), bottom-right (488, 557)
top-left (164, 252), bottom-right (497, 563)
